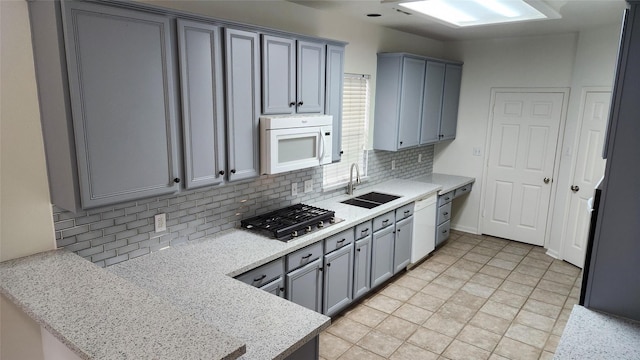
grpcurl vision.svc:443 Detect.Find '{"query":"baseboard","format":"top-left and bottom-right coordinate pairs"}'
top-left (451, 224), bottom-right (479, 235)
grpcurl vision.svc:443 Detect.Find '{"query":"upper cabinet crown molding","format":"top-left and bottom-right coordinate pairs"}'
top-left (373, 52), bottom-right (463, 152)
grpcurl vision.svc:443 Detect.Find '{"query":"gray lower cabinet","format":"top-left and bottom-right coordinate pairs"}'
top-left (394, 216), bottom-right (413, 274)
top-left (353, 235), bottom-right (372, 300)
top-left (224, 28), bottom-right (261, 182)
top-left (285, 336), bottom-right (319, 360)
top-left (48, 1), bottom-right (181, 210)
top-left (325, 44), bottom-right (345, 163)
top-left (286, 258), bottom-right (323, 313)
top-left (177, 19), bottom-right (226, 189)
top-left (371, 225), bottom-right (396, 288)
top-left (323, 243), bottom-right (354, 316)
top-left (259, 276), bottom-right (285, 298)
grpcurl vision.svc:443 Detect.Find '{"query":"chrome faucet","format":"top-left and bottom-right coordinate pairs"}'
top-left (347, 163), bottom-right (361, 195)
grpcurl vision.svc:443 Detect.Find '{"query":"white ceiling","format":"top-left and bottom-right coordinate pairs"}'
top-left (289, 0), bottom-right (627, 41)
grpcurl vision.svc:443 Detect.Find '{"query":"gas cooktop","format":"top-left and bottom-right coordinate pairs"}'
top-left (241, 204), bottom-right (338, 241)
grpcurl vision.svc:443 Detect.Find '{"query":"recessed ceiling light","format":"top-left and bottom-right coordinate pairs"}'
top-left (367, 13), bottom-right (382, 17)
top-left (398, 0), bottom-right (560, 27)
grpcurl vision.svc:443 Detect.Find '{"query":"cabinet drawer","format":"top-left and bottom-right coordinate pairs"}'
top-left (373, 211), bottom-right (395, 232)
top-left (236, 258), bottom-right (285, 287)
top-left (287, 241), bottom-right (323, 271)
top-left (437, 202), bottom-right (451, 225)
top-left (437, 191), bottom-right (454, 207)
top-left (395, 203), bottom-right (414, 221)
top-left (436, 220), bottom-right (451, 246)
top-left (325, 228), bottom-right (355, 254)
top-left (454, 183), bottom-right (472, 198)
top-left (355, 220), bottom-right (372, 240)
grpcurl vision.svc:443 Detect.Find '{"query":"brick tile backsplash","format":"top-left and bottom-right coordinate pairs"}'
top-left (53, 146), bottom-right (434, 266)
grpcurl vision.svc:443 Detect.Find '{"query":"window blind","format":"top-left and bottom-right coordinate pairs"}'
top-left (323, 74), bottom-right (370, 188)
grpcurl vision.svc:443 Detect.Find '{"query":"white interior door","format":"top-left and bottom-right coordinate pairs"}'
top-left (483, 91), bottom-right (565, 245)
top-left (563, 90), bottom-right (611, 268)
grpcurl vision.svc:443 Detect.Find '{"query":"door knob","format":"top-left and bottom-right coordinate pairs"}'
top-left (543, 177), bottom-right (550, 184)
top-left (571, 185), bottom-right (580, 192)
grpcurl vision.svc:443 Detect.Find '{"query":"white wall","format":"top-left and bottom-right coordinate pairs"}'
top-left (1, 1), bottom-right (56, 359)
top-left (547, 24), bottom-right (621, 258)
top-left (435, 27), bottom-right (621, 253)
top-left (435, 33), bottom-right (579, 234)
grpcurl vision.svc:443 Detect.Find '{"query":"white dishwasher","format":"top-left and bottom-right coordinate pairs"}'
top-left (411, 193), bottom-right (437, 265)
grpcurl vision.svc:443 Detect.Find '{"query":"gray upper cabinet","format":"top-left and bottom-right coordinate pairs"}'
top-left (373, 53), bottom-right (462, 151)
top-left (60, 1), bottom-right (180, 209)
top-left (325, 45), bottom-right (345, 163)
top-left (297, 40), bottom-right (326, 113)
top-left (225, 28), bottom-right (261, 182)
top-left (420, 61), bottom-right (445, 145)
top-left (397, 56), bottom-right (426, 149)
top-left (177, 20), bottom-right (226, 189)
top-left (261, 35), bottom-right (325, 114)
top-left (440, 64), bottom-right (463, 141)
top-left (261, 35), bottom-right (296, 115)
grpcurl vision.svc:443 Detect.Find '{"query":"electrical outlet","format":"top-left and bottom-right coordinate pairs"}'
top-left (291, 182), bottom-right (298, 197)
top-left (418, 154), bottom-right (423, 163)
top-left (154, 213), bottom-right (167, 233)
top-left (473, 147), bottom-right (482, 156)
top-left (391, 160), bottom-right (396, 170)
top-left (304, 179), bottom-right (313, 193)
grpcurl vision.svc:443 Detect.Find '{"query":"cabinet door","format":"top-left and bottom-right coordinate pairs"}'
top-left (394, 217), bottom-right (413, 274)
top-left (225, 28), bottom-right (260, 181)
top-left (325, 45), bottom-right (345, 163)
top-left (286, 258), bottom-right (323, 313)
top-left (262, 35), bottom-right (296, 115)
top-left (353, 236), bottom-right (372, 300)
top-left (259, 276), bottom-right (285, 298)
top-left (421, 61), bottom-right (445, 145)
top-left (62, 2), bottom-right (179, 208)
top-left (323, 243), bottom-right (354, 316)
top-left (297, 40), bottom-right (325, 113)
top-left (397, 56), bottom-right (426, 149)
top-left (177, 20), bottom-right (226, 189)
top-left (440, 64), bottom-right (462, 141)
top-left (371, 226), bottom-right (395, 288)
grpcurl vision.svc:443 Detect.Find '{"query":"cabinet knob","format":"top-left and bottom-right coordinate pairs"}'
top-left (327, 263), bottom-right (331, 267)
top-left (231, 169), bottom-right (236, 174)
top-left (357, 248), bottom-right (361, 252)
top-left (399, 141), bottom-right (403, 145)
top-left (340, 151), bottom-right (344, 155)
top-left (173, 178), bottom-right (181, 183)
top-left (219, 170), bottom-right (225, 175)
top-left (289, 102), bottom-right (296, 107)
top-left (298, 101), bottom-right (304, 106)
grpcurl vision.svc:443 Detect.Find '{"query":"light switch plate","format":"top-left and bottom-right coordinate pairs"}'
top-left (304, 179), bottom-right (313, 193)
top-left (291, 182), bottom-right (298, 197)
top-left (473, 147), bottom-right (482, 156)
top-left (391, 160), bottom-right (396, 170)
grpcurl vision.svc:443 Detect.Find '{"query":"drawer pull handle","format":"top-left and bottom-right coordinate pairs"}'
top-left (337, 239), bottom-right (345, 244)
top-left (442, 230), bottom-right (448, 234)
top-left (253, 274), bottom-right (267, 282)
top-left (404, 210), bottom-right (410, 215)
top-left (462, 187), bottom-right (467, 191)
top-left (443, 212), bottom-right (449, 216)
top-left (301, 253), bottom-right (313, 260)
top-left (382, 219), bottom-right (389, 224)
top-left (361, 228), bottom-right (369, 233)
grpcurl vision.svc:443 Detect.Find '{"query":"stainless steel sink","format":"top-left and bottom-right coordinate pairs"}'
top-left (340, 192), bottom-right (401, 209)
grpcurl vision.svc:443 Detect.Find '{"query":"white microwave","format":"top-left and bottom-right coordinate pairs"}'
top-left (260, 115), bottom-right (333, 175)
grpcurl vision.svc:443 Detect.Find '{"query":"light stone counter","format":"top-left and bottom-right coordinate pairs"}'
top-left (0, 251), bottom-right (245, 360)
top-left (412, 173), bottom-right (475, 194)
top-left (554, 305), bottom-right (640, 359)
top-left (0, 176), bottom-right (472, 360)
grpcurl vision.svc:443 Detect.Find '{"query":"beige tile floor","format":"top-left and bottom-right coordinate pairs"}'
top-left (320, 230), bottom-right (582, 360)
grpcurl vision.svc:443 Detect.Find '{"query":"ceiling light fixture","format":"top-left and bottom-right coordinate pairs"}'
top-left (398, 0), bottom-right (560, 28)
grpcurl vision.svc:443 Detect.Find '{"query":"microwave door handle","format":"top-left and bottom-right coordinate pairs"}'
top-left (319, 130), bottom-right (326, 161)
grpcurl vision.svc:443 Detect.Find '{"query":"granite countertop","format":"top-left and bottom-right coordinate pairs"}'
top-left (0, 251), bottom-right (245, 360)
top-left (555, 305), bottom-right (640, 359)
top-left (0, 175), bottom-right (475, 360)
